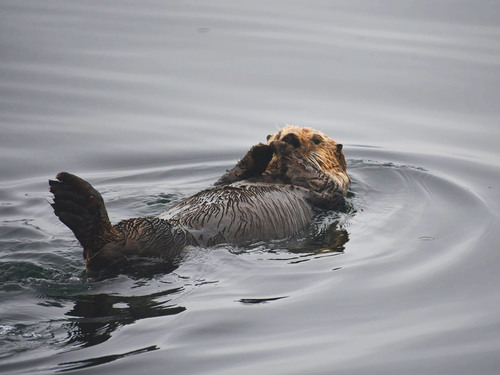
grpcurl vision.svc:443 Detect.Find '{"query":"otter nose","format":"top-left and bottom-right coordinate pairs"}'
top-left (281, 133), bottom-right (301, 148)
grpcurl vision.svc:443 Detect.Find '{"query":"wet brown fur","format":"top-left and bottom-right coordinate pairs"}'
top-left (215, 125), bottom-right (349, 206)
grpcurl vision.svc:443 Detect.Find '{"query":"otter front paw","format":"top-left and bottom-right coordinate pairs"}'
top-left (270, 140), bottom-right (296, 155)
top-left (248, 143), bottom-right (274, 175)
top-left (215, 143), bottom-right (274, 185)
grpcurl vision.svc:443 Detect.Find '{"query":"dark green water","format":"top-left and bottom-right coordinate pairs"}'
top-left (1, 1), bottom-right (500, 374)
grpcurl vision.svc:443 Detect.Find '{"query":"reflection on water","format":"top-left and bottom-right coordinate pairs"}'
top-left (57, 345), bottom-right (159, 372)
top-left (1, 0), bottom-right (500, 374)
top-left (248, 215), bottom-right (350, 256)
top-left (63, 288), bottom-right (185, 348)
top-left (238, 296), bottom-right (288, 305)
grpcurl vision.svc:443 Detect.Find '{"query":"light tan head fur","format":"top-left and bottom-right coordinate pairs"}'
top-left (266, 125), bottom-right (350, 195)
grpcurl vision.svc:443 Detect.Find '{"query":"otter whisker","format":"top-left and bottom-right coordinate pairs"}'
top-left (307, 152), bottom-right (323, 171)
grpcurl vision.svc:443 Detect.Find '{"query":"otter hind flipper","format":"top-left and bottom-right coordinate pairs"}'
top-left (49, 172), bottom-right (119, 254)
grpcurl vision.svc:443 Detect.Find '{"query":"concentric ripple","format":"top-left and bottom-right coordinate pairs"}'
top-left (0, 147), bottom-right (498, 374)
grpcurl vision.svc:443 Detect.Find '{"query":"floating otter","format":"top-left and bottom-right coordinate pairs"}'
top-left (50, 126), bottom-right (349, 273)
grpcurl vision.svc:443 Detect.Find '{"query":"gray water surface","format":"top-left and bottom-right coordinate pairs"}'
top-left (1, 1), bottom-right (500, 374)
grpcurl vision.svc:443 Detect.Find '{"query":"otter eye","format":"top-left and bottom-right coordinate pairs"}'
top-left (312, 136), bottom-right (322, 145)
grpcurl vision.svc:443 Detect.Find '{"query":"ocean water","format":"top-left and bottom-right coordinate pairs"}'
top-left (1, 1), bottom-right (500, 374)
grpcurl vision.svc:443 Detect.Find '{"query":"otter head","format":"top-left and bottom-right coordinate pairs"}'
top-left (265, 125), bottom-right (349, 194)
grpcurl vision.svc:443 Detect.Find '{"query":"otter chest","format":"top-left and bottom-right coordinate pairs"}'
top-left (159, 183), bottom-right (313, 246)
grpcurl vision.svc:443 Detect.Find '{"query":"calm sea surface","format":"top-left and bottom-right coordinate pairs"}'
top-left (1, 1), bottom-right (500, 374)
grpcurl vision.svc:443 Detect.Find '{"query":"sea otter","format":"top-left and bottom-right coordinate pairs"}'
top-left (49, 126), bottom-right (349, 273)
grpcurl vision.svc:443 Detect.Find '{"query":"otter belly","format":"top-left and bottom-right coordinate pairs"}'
top-left (159, 183), bottom-right (313, 246)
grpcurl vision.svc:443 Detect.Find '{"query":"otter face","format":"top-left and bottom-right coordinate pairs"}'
top-left (266, 125), bottom-right (348, 175)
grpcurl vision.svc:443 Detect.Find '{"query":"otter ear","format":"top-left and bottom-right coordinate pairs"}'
top-left (266, 135), bottom-right (272, 141)
top-left (336, 144), bottom-right (343, 152)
